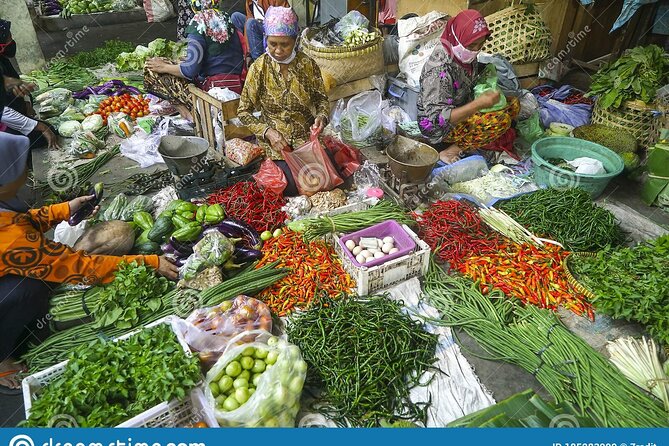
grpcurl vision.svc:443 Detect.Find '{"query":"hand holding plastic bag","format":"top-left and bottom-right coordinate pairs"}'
top-left (205, 330), bottom-right (307, 427)
top-left (474, 65), bottom-right (507, 113)
top-left (282, 130), bottom-right (344, 196)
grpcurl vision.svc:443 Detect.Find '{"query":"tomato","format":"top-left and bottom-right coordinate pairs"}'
top-left (225, 361), bottom-right (242, 377)
top-left (240, 356), bottom-right (254, 370)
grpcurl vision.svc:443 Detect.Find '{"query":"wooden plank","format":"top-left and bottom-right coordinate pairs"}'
top-left (513, 62), bottom-right (540, 77)
top-left (328, 77), bottom-right (375, 102)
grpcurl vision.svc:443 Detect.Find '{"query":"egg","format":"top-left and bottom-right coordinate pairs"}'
top-left (383, 236), bottom-right (395, 245)
top-left (355, 253), bottom-right (366, 264)
top-left (345, 240), bottom-right (356, 251)
top-left (365, 256), bottom-right (375, 263)
top-left (377, 239), bottom-right (385, 248)
top-left (374, 252), bottom-right (385, 259)
top-left (368, 248), bottom-right (379, 254)
top-left (389, 247), bottom-right (399, 254)
top-left (361, 250), bottom-right (373, 259)
top-left (352, 246), bottom-right (363, 256)
top-left (381, 243), bottom-right (393, 254)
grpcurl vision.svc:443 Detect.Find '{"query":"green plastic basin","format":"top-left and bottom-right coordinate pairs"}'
top-left (531, 137), bottom-right (624, 199)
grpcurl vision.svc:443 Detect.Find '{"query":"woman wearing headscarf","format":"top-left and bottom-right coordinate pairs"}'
top-left (417, 10), bottom-right (520, 164)
top-left (145, 0), bottom-right (245, 117)
top-left (237, 6), bottom-right (329, 160)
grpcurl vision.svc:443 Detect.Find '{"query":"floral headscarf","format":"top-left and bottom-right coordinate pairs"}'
top-left (187, 0), bottom-right (233, 44)
top-left (441, 10), bottom-right (490, 73)
top-left (263, 6), bottom-right (299, 38)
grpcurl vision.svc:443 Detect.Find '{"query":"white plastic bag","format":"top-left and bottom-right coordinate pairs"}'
top-left (54, 220), bottom-right (88, 247)
top-left (566, 157), bottom-right (606, 175)
top-left (381, 104), bottom-right (411, 134)
top-left (398, 11), bottom-right (449, 89)
top-left (346, 90), bottom-right (383, 141)
top-left (204, 330), bottom-right (307, 427)
top-left (335, 10), bottom-right (369, 39)
top-left (144, 0), bottom-right (175, 22)
top-left (119, 118), bottom-right (169, 168)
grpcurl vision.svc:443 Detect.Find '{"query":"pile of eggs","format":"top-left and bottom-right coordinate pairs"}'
top-left (344, 236), bottom-right (399, 264)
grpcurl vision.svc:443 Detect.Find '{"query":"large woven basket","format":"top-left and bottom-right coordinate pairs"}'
top-left (481, 2), bottom-right (552, 64)
top-left (591, 99), bottom-right (659, 149)
top-left (301, 27), bottom-right (385, 86)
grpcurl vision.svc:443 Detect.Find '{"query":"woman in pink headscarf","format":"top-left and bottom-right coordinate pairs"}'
top-left (417, 10), bottom-right (519, 163)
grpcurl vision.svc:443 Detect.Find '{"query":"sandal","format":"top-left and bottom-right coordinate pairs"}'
top-left (0, 369), bottom-right (24, 396)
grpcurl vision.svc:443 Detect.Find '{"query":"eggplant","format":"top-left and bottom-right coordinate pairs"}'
top-left (161, 242), bottom-right (176, 255)
top-left (216, 219), bottom-right (261, 249)
top-left (126, 86), bottom-right (142, 95)
top-left (175, 257), bottom-right (187, 267)
top-left (233, 247), bottom-right (263, 263)
top-left (169, 237), bottom-right (195, 257)
top-left (68, 182), bottom-right (103, 226)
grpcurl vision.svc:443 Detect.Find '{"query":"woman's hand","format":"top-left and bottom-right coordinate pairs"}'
top-left (265, 128), bottom-right (290, 153)
top-left (145, 57), bottom-right (172, 74)
top-left (157, 255), bottom-right (179, 281)
top-left (36, 122), bottom-right (61, 149)
top-left (311, 116), bottom-right (327, 133)
top-left (68, 195), bottom-right (100, 219)
top-left (475, 90), bottom-right (501, 109)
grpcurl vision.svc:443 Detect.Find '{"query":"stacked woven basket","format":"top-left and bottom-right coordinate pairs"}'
top-left (591, 100), bottom-right (659, 149)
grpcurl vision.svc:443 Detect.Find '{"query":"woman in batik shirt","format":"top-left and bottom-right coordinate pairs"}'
top-left (237, 6), bottom-right (330, 160)
top-left (417, 10), bottom-right (519, 164)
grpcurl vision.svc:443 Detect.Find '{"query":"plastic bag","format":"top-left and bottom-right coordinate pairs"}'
top-left (353, 160), bottom-right (381, 198)
top-left (100, 193), bottom-right (128, 221)
top-left (330, 99), bottom-right (345, 132)
top-left (53, 220), bottom-right (88, 247)
top-left (335, 10), bottom-right (370, 39)
top-left (517, 112), bottom-right (544, 143)
top-left (179, 296), bottom-right (272, 367)
top-left (322, 135), bottom-right (362, 178)
top-left (473, 65), bottom-right (507, 113)
top-left (345, 90), bottom-right (383, 141)
top-left (381, 104), bottom-right (411, 134)
top-left (282, 132), bottom-right (344, 196)
top-left (225, 138), bottom-right (263, 166)
top-left (180, 230), bottom-right (237, 280)
top-left (566, 157), bottom-right (606, 175)
top-left (253, 159), bottom-right (288, 196)
top-left (532, 85), bottom-right (593, 128)
top-left (205, 330), bottom-right (307, 427)
top-left (398, 12), bottom-right (449, 88)
top-left (112, 0), bottom-right (137, 10)
top-left (144, 0), bottom-right (175, 22)
top-left (108, 112), bottom-right (134, 138)
top-left (518, 90), bottom-right (540, 120)
top-left (428, 155), bottom-right (489, 185)
top-left (120, 195), bottom-right (154, 220)
top-left (207, 87), bottom-right (240, 102)
top-left (68, 130), bottom-right (105, 158)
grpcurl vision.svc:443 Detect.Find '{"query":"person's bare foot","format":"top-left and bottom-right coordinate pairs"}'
top-left (0, 358), bottom-right (26, 390)
top-left (439, 144), bottom-right (462, 164)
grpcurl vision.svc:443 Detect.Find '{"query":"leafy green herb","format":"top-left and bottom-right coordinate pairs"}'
top-left (21, 61), bottom-right (98, 94)
top-left (22, 324), bottom-right (201, 428)
top-left (571, 235), bottom-right (669, 344)
top-left (587, 45), bottom-right (669, 109)
top-left (92, 261), bottom-right (172, 329)
top-left (68, 40), bottom-right (136, 68)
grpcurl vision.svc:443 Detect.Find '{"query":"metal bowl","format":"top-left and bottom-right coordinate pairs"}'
top-left (386, 135), bottom-right (439, 183)
top-left (158, 136), bottom-right (210, 176)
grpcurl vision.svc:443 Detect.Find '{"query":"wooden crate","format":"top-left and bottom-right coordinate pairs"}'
top-left (189, 84), bottom-right (249, 150)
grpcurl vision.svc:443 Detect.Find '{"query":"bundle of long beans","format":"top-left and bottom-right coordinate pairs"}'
top-left (423, 261), bottom-right (668, 428)
top-left (24, 263), bottom-right (289, 371)
top-left (287, 294), bottom-right (438, 427)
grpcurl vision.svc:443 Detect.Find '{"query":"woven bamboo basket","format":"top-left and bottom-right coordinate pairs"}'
top-left (591, 99), bottom-right (659, 149)
top-left (651, 88), bottom-right (669, 142)
top-left (481, 2), bottom-right (552, 64)
top-left (562, 253), bottom-right (597, 301)
top-left (301, 27), bottom-right (385, 85)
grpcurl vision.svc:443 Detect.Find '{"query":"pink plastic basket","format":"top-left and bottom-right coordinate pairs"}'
top-left (338, 220), bottom-right (416, 268)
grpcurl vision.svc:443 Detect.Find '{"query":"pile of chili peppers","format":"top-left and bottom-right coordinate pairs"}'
top-left (534, 86), bottom-right (594, 106)
top-left (255, 229), bottom-right (355, 316)
top-left (207, 182), bottom-right (287, 232)
top-left (457, 242), bottom-right (594, 319)
top-left (413, 200), bottom-right (503, 268)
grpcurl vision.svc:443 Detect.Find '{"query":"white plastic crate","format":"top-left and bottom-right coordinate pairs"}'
top-left (333, 224), bottom-right (430, 295)
top-left (119, 388), bottom-right (219, 428)
top-left (309, 197), bottom-right (377, 218)
top-left (22, 316), bottom-right (206, 427)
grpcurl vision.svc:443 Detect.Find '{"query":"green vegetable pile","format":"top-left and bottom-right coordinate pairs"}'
top-left (570, 235), bottom-right (669, 344)
top-left (23, 324), bottom-right (201, 427)
top-left (496, 188), bottom-right (625, 252)
top-left (116, 38), bottom-right (187, 72)
top-left (92, 261), bottom-right (172, 329)
top-left (423, 261), bottom-right (668, 428)
top-left (287, 295), bottom-right (438, 427)
top-left (21, 61), bottom-right (98, 94)
top-left (587, 45), bottom-right (669, 109)
top-left (68, 40), bottom-right (136, 68)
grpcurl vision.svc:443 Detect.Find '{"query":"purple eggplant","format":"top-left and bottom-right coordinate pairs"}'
top-left (169, 237), bottom-right (195, 257)
top-left (68, 182), bottom-right (103, 226)
top-left (161, 242), bottom-right (176, 255)
top-left (215, 219), bottom-right (261, 249)
top-left (234, 247), bottom-right (263, 263)
top-left (175, 257), bottom-right (187, 267)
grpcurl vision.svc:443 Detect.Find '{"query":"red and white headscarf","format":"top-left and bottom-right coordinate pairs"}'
top-left (440, 10), bottom-right (490, 73)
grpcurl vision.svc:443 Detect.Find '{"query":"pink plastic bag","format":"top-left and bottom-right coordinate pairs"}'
top-left (323, 135), bottom-right (362, 178)
top-left (282, 133), bottom-right (344, 196)
top-left (253, 158), bottom-right (288, 196)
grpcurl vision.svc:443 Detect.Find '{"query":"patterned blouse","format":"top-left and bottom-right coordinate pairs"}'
top-left (416, 44), bottom-right (482, 144)
top-left (237, 51), bottom-right (330, 160)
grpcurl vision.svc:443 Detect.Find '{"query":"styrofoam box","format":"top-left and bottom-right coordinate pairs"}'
top-left (333, 224), bottom-right (430, 295)
top-left (22, 316), bottom-right (216, 427)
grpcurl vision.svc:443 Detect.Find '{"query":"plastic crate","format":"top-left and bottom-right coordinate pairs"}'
top-left (119, 388), bottom-right (219, 428)
top-left (333, 224), bottom-right (430, 295)
top-left (22, 317), bottom-right (201, 426)
top-left (338, 220), bottom-right (416, 268)
top-left (313, 197), bottom-right (377, 218)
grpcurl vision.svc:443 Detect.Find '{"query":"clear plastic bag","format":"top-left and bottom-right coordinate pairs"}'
top-left (253, 159), bottom-right (288, 196)
top-left (334, 11), bottom-right (370, 39)
top-left (100, 193), bottom-right (128, 221)
top-left (282, 132), bottom-right (344, 196)
top-left (345, 90), bottom-right (383, 141)
top-left (330, 99), bottom-right (346, 132)
top-left (205, 330), bottom-right (307, 427)
top-left (225, 138), bottom-right (263, 166)
top-left (427, 155), bottom-right (489, 198)
top-left (381, 104), bottom-right (411, 134)
top-left (178, 296), bottom-right (272, 367)
top-left (353, 160), bottom-right (381, 198)
top-left (180, 230), bottom-right (237, 280)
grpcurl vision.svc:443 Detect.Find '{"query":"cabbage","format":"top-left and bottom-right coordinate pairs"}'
top-left (82, 114), bottom-right (104, 132)
top-left (83, 104), bottom-right (99, 115)
top-left (60, 106), bottom-right (86, 122)
top-left (134, 45), bottom-right (151, 59)
top-left (58, 120), bottom-right (83, 137)
top-left (148, 38), bottom-right (167, 56)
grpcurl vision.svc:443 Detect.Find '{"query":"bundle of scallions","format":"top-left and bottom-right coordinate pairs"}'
top-left (422, 261), bottom-right (668, 427)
